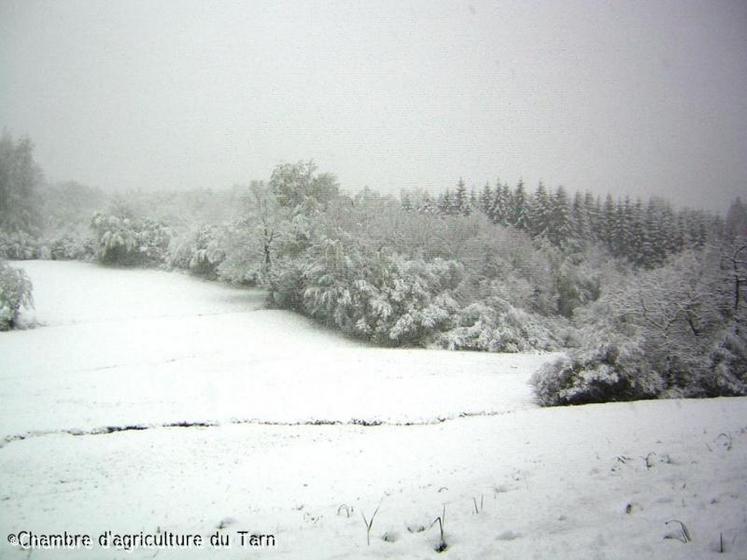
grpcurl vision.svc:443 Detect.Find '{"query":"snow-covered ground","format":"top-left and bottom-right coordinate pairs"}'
top-left (1, 261), bottom-right (746, 559)
top-left (1, 261), bottom-right (550, 439)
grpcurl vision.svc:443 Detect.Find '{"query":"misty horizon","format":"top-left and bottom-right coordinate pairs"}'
top-left (2, 4), bottom-right (747, 555)
top-left (2, 0), bottom-right (746, 212)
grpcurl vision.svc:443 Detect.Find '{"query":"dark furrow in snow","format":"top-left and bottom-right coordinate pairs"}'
top-left (0, 410), bottom-right (516, 449)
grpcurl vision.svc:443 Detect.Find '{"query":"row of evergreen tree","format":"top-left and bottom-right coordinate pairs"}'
top-left (401, 179), bottom-right (723, 268)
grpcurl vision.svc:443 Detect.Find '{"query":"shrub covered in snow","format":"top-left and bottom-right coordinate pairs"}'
top-left (91, 212), bottom-right (171, 267)
top-left (704, 325), bottom-right (747, 396)
top-left (41, 230), bottom-right (96, 261)
top-left (216, 182), bottom-right (289, 286)
top-left (438, 301), bottom-right (562, 353)
top-left (0, 230), bottom-right (40, 259)
top-left (530, 339), bottom-right (664, 406)
top-left (215, 164), bottom-right (611, 351)
top-left (216, 224), bottom-right (268, 286)
top-left (169, 225), bottom-right (226, 278)
top-left (0, 228), bottom-right (94, 261)
top-left (532, 245), bottom-right (747, 405)
top-left (293, 236), bottom-right (462, 345)
top-left (0, 260), bottom-right (33, 330)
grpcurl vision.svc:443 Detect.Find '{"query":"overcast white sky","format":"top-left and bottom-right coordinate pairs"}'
top-left (1, 0), bottom-right (746, 211)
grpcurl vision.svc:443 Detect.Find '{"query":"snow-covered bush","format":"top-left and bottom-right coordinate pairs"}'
top-left (169, 225), bottom-right (226, 278)
top-left (704, 325), bottom-right (747, 396)
top-left (1, 228), bottom-right (95, 262)
top-left (217, 222), bottom-right (269, 286)
top-left (0, 230), bottom-right (40, 259)
top-left (371, 257), bottom-right (461, 345)
top-left (41, 230), bottom-right (96, 261)
top-left (554, 257), bottom-right (602, 318)
top-left (530, 338), bottom-right (664, 406)
top-left (134, 218), bottom-right (171, 265)
top-left (438, 300), bottom-right (561, 353)
top-left (0, 260), bottom-right (33, 330)
top-left (533, 245), bottom-right (747, 405)
top-left (217, 182), bottom-right (290, 286)
top-left (191, 166), bottom-right (739, 363)
top-left (446, 223), bottom-right (582, 318)
top-left (299, 236), bottom-right (462, 345)
top-left (90, 213), bottom-right (138, 264)
top-left (91, 212), bottom-right (170, 267)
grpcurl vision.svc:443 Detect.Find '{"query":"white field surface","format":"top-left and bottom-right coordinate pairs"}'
top-left (0, 261), bottom-right (745, 559)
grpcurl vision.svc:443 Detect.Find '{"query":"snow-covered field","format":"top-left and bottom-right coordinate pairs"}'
top-left (1, 261), bottom-right (746, 559)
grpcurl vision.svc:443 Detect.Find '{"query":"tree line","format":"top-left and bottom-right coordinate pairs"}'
top-left (1, 131), bottom-right (746, 403)
top-left (402, 179), bottom-right (723, 268)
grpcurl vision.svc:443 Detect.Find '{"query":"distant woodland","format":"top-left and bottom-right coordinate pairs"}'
top-left (2, 131), bottom-right (746, 404)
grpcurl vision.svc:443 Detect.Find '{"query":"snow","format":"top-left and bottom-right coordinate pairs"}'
top-left (1, 261), bottom-right (746, 559)
top-left (1, 261), bottom-right (550, 438)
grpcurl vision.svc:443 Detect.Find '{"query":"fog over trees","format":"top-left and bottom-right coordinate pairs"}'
top-left (3, 6), bottom-right (747, 558)
top-left (1, 132), bottom-right (745, 403)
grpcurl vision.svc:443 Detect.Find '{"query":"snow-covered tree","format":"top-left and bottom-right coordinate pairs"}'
top-left (0, 259), bottom-right (33, 330)
top-left (400, 190), bottom-right (414, 212)
top-left (454, 178), bottom-right (469, 216)
top-left (533, 244), bottom-right (747, 405)
top-left (529, 181), bottom-right (551, 239)
top-left (90, 211), bottom-right (170, 267)
top-left (169, 224), bottom-right (226, 278)
top-left (725, 197), bottom-right (747, 239)
top-left (478, 182), bottom-right (493, 216)
top-left (511, 180), bottom-right (529, 230)
top-left (489, 182), bottom-right (511, 225)
top-left (0, 132), bottom-right (42, 235)
top-left (549, 186), bottom-right (572, 246)
top-left (600, 194), bottom-right (616, 250)
top-left (583, 192), bottom-right (600, 242)
top-left (570, 191), bottom-right (590, 243)
top-left (270, 160), bottom-right (339, 214)
top-left (418, 192), bottom-right (438, 215)
top-left (437, 189), bottom-right (453, 215)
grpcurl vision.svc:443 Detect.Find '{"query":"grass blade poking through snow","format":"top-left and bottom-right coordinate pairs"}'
top-left (429, 504), bottom-right (448, 553)
top-left (664, 519), bottom-right (691, 543)
top-left (472, 495), bottom-right (484, 514)
top-left (337, 504), bottom-right (353, 518)
top-left (361, 502), bottom-right (380, 546)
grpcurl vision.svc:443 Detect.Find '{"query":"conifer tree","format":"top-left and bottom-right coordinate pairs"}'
top-left (725, 197), bottom-right (747, 238)
top-left (468, 188), bottom-right (478, 215)
top-left (479, 182), bottom-right (493, 216)
top-left (630, 198), bottom-right (645, 265)
top-left (419, 192), bottom-right (437, 215)
top-left (400, 190), bottom-right (413, 212)
top-left (601, 194), bottom-right (616, 251)
top-left (0, 132), bottom-right (42, 234)
top-left (610, 198), bottom-right (626, 257)
top-left (640, 199), bottom-right (665, 267)
top-left (489, 182), bottom-right (511, 225)
top-left (672, 212), bottom-right (687, 253)
top-left (530, 181), bottom-right (551, 238)
top-left (438, 190), bottom-right (453, 215)
top-left (511, 179), bottom-right (529, 230)
top-left (583, 192), bottom-right (600, 242)
top-left (550, 186), bottom-right (572, 246)
top-left (454, 178), bottom-right (469, 216)
top-left (570, 191), bottom-right (589, 242)
top-left (660, 201), bottom-right (678, 255)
